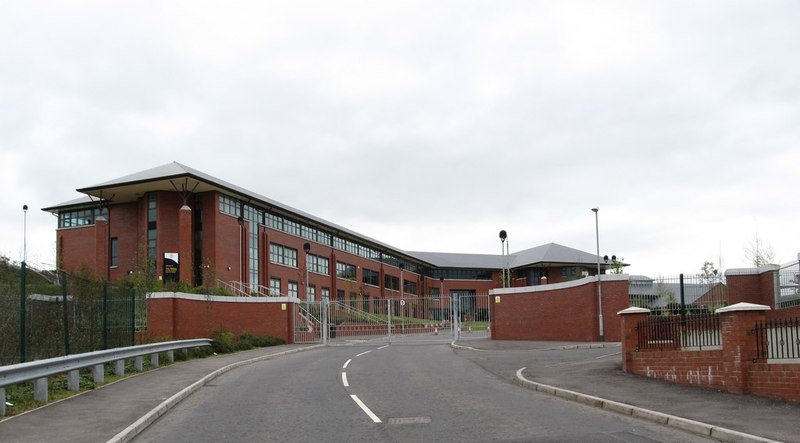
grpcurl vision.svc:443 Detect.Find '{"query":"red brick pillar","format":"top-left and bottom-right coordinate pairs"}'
top-left (94, 216), bottom-right (109, 279)
top-left (618, 307), bottom-right (650, 372)
top-left (716, 302), bottom-right (770, 394)
top-left (178, 205), bottom-right (192, 286)
top-left (725, 267), bottom-right (778, 306)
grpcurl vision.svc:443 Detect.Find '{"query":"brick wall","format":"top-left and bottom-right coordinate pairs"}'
top-left (620, 279), bottom-right (800, 404)
top-left (146, 293), bottom-right (292, 343)
top-left (490, 275), bottom-right (629, 342)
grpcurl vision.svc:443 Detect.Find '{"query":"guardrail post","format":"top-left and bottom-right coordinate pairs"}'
top-left (1, 387), bottom-right (6, 416)
top-left (93, 364), bottom-right (105, 384)
top-left (167, 350), bottom-right (174, 363)
top-left (34, 377), bottom-right (48, 403)
top-left (114, 359), bottom-right (125, 376)
top-left (134, 356), bottom-right (143, 371)
top-left (68, 369), bottom-right (80, 391)
top-left (151, 353), bottom-right (160, 367)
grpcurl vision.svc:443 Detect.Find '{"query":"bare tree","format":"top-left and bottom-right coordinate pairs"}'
top-left (744, 233), bottom-right (776, 267)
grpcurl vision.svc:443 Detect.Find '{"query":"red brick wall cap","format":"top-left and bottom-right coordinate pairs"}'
top-left (618, 306), bottom-right (650, 315)
top-left (715, 302), bottom-right (771, 313)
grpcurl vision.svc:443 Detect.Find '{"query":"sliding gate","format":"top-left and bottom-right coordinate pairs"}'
top-left (293, 294), bottom-right (490, 344)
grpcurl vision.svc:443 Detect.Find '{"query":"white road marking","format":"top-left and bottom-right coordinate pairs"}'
top-left (595, 351), bottom-right (622, 359)
top-left (377, 345), bottom-right (389, 350)
top-left (356, 350), bottom-right (372, 358)
top-left (343, 359), bottom-right (352, 369)
top-left (342, 372), bottom-right (349, 387)
top-left (351, 395), bottom-right (381, 423)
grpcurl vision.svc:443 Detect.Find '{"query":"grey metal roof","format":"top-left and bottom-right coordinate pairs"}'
top-left (43, 162), bottom-right (420, 262)
top-left (407, 243), bottom-right (608, 270)
top-left (42, 195), bottom-right (98, 211)
top-left (509, 242), bottom-right (601, 268)
top-left (43, 162), bottom-right (611, 271)
top-left (405, 251), bottom-right (507, 269)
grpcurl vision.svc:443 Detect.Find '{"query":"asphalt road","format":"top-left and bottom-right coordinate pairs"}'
top-left (133, 343), bottom-right (714, 442)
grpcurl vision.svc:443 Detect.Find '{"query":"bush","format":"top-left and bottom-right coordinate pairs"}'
top-left (210, 330), bottom-right (285, 354)
top-left (211, 330), bottom-right (237, 353)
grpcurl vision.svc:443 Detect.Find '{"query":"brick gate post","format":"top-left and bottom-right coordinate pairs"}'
top-left (618, 307), bottom-right (650, 373)
top-left (716, 302), bottom-right (770, 394)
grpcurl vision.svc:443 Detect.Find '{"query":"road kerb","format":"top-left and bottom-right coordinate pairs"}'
top-left (514, 368), bottom-right (780, 443)
top-left (107, 345), bottom-right (323, 443)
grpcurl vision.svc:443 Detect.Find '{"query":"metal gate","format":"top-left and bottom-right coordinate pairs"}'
top-left (293, 294), bottom-right (490, 344)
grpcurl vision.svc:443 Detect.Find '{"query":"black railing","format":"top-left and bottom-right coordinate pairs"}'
top-left (636, 314), bottom-right (721, 351)
top-left (754, 317), bottom-right (800, 361)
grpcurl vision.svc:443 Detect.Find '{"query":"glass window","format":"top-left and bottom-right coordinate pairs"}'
top-left (270, 243), bottom-right (297, 267)
top-left (336, 262), bottom-right (356, 280)
top-left (307, 285), bottom-right (315, 302)
top-left (362, 268), bottom-right (380, 286)
top-left (270, 278), bottom-right (281, 296)
top-left (110, 237), bottom-right (119, 267)
top-left (384, 274), bottom-right (399, 291)
top-left (307, 254), bottom-right (329, 275)
top-left (288, 281), bottom-right (298, 298)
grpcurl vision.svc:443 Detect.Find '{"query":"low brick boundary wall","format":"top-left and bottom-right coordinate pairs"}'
top-left (490, 275), bottom-right (629, 342)
top-left (146, 292), bottom-right (293, 343)
top-left (620, 304), bottom-right (800, 403)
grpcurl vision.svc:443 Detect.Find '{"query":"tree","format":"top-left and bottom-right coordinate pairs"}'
top-left (611, 257), bottom-right (625, 274)
top-left (700, 261), bottom-right (721, 284)
top-left (744, 233), bottom-right (776, 267)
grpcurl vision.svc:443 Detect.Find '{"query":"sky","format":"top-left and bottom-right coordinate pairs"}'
top-left (1, 1), bottom-right (798, 277)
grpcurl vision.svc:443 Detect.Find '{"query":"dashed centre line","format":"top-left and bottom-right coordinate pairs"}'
top-left (343, 346), bottom-right (391, 423)
top-left (350, 395), bottom-right (382, 423)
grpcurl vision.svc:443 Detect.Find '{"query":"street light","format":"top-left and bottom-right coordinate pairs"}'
top-left (591, 207), bottom-right (604, 341)
top-left (303, 242), bottom-right (311, 302)
top-left (20, 204), bottom-right (28, 362)
top-left (499, 230), bottom-right (508, 288)
top-left (22, 204), bottom-right (28, 263)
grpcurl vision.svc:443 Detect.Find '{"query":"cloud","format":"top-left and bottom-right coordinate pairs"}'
top-left (1, 1), bottom-right (799, 277)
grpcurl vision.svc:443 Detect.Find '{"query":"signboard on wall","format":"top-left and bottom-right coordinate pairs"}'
top-left (164, 252), bottom-right (179, 283)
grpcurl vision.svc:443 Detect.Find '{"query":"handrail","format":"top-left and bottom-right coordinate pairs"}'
top-left (0, 339), bottom-right (211, 416)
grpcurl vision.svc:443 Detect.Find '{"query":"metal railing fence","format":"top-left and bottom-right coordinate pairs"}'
top-left (636, 314), bottom-right (721, 351)
top-left (776, 262), bottom-right (800, 309)
top-left (754, 317), bottom-right (800, 361)
top-left (1, 266), bottom-right (146, 366)
top-left (629, 273), bottom-right (728, 316)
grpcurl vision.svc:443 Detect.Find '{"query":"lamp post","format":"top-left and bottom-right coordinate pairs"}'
top-left (499, 230), bottom-right (508, 288)
top-left (20, 204), bottom-right (28, 362)
top-left (591, 207), bottom-right (604, 341)
top-left (303, 242), bottom-right (311, 302)
top-left (22, 204), bottom-right (28, 263)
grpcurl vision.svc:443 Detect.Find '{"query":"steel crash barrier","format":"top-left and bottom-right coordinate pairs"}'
top-left (0, 339), bottom-right (212, 416)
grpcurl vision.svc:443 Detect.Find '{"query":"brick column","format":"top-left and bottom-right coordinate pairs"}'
top-left (725, 266), bottom-right (778, 306)
top-left (716, 302), bottom-right (770, 394)
top-left (618, 307), bottom-right (650, 372)
top-left (178, 205), bottom-right (192, 286)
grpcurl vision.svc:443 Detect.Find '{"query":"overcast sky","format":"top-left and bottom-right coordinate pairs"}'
top-left (1, 1), bottom-right (798, 277)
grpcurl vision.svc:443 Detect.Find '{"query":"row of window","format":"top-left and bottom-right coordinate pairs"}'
top-left (58, 207), bottom-right (108, 228)
top-left (219, 193), bottom-right (426, 274)
top-left (268, 243), bottom-right (418, 294)
top-left (269, 277), bottom-right (333, 300)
